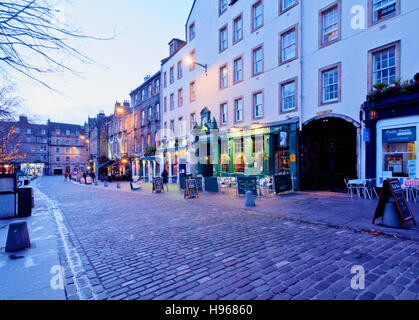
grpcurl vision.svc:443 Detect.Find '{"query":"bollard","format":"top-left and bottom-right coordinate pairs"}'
top-left (117, 183), bottom-right (121, 189)
top-left (104, 181), bottom-right (108, 188)
top-left (5, 222), bottom-right (31, 252)
top-left (245, 190), bottom-right (256, 207)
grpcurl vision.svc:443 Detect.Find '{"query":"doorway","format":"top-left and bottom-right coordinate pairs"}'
top-left (301, 117), bottom-right (357, 191)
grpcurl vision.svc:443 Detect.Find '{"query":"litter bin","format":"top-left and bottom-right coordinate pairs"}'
top-left (17, 186), bottom-right (32, 217)
top-left (0, 174), bottom-right (17, 219)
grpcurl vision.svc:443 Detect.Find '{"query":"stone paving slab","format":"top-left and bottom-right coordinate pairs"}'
top-left (35, 177), bottom-right (419, 300)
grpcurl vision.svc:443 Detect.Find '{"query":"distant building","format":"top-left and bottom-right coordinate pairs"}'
top-left (129, 72), bottom-right (161, 181)
top-left (87, 111), bottom-right (109, 179)
top-left (47, 120), bottom-right (88, 176)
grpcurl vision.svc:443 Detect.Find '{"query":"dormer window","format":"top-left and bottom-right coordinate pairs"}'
top-left (170, 43), bottom-right (175, 56)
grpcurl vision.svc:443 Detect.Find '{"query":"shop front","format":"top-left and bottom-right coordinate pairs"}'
top-left (20, 163), bottom-right (45, 176)
top-left (363, 91), bottom-right (419, 186)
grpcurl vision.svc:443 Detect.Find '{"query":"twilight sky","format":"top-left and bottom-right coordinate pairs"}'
top-left (11, 0), bottom-right (194, 125)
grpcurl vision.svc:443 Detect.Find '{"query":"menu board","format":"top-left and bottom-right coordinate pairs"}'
top-left (153, 177), bottom-right (164, 193)
top-left (273, 174), bottom-right (292, 194)
top-left (184, 179), bottom-right (199, 199)
top-left (236, 176), bottom-right (258, 196)
top-left (373, 179), bottom-right (416, 227)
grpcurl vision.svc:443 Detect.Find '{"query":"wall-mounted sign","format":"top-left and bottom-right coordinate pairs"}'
top-left (363, 128), bottom-right (371, 142)
top-left (317, 109), bottom-right (333, 116)
top-left (383, 127), bottom-right (416, 143)
top-left (290, 155), bottom-right (296, 163)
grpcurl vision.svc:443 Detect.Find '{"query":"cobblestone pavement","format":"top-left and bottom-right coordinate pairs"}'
top-left (34, 177), bottom-right (419, 300)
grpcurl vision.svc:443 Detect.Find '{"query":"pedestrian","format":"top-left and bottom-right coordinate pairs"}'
top-left (161, 168), bottom-right (169, 192)
top-left (64, 173), bottom-right (68, 181)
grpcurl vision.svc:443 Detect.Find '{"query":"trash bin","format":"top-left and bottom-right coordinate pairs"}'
top-left (0, 174), bottom-right (17, 219)
top-left (17, 186), bottom-right (32, 217)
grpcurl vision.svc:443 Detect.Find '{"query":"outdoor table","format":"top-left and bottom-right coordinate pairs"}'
top-left (348, 179), bottom-right (369, 198)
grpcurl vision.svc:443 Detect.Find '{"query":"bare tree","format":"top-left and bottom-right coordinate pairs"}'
top-left (0, 85), bottom-right (18, 120)
top-left (0, 0), bottom-right (110, 89)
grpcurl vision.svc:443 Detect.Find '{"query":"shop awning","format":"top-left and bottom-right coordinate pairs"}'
top-left (98, 160), bottom-right (114, 169)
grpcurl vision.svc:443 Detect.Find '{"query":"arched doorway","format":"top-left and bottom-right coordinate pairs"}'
top-left (301, 116), bottom-right (358, 191)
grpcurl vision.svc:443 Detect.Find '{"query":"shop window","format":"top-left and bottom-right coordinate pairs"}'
top-left (382, 127), bottom-right (417, 178)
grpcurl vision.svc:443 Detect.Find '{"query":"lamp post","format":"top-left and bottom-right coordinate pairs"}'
top-left (184, 55), bottom-right (207, 76)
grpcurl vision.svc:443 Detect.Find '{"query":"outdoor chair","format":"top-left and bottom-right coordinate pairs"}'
top-left (365, 179), bottom-right (379, 199)
top-left (344, 179), bottom-right (357, 198)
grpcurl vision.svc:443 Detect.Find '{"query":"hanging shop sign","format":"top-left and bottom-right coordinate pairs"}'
top-left (383, 127), bottom-right (416, 143)
top-left (373, 179), bottom-right (416, 227)
top-left (184, 179), bottom-right (199, 199)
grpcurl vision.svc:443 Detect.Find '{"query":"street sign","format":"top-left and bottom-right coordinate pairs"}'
top-left (184, 179), bottom-right (199, 199)
top-left (153, 177), bottom-right (164, 193)
top-left (373, 179), bottom-right (416, 227)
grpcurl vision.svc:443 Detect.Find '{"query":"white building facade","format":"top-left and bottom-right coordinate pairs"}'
top-left (159, 0), bottom-right (419, 190)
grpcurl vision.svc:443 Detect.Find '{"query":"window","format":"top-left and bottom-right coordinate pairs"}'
top-left (320, 3), bottom-right (340, 47)
top-left (147, 134), bottom-right (151, 146)
top-left (156, 104), bottom-right (160, 121)
top-left (57, 139), bottom-right (61, 145)
top-left (252, 135), bottom-right (264, 154)
top-left (155, 79), bottom-right (160, 94)
top-left (66, 156), bottom-right (70, 162)
top-left (219, 0), bottom-right (227, 15)
top-left (189, 51), bottom-right (196, 71)
top-left (56, 147), bottom-right (60, 153)
top-left (124, 118), bottom-right (128, 130)
top-left (178, 117), bottom-right (184, 136)
top-left (56, 129), bottom-right (60, 135)
top-left (280, 80), bottom-right (297, 112)
top-left (252, 1), bottom-right (263, 31)
top-left (190, 113), bottom-right (196, 130)
top-left (253, 91), bottom-right (263, 119)
top-left (170, 120), bottom-right (175, 136)
top-left (320, 64), bottom-right (340, 104)
top-left (164, 72), bottom-right (167, 88)
top-left (16, 128), bottom-right (20, 134)
top-left (280, 27), bottom-right (297, 63)
top-left (66, 130), bottom-right (70, 135)
top-left (170, 94), bottom-right (175, 110)
top-left (170, 67), bottom-right (174, 84)
top-left (373, 46), bottom-right (397, 86)
top-left (178, 89), bottom-right (183, 107)
top-left (141, 89), bottom-right (146, 101)
top-left (66, 139), bottom-right (70, 145)
top-left (177, 61), bottom-right (183, 79)
top-left (252, 45), bottom-right (263, 76)
top-left (148, 107), bottom-right (152, 121)
top-left (372, 0), bottom-right (398, 24)
top-left (27, 128), bottom-right (31, 134)
top-left (141, 110), bottom-right (145, 125)
top-left (76, 131), bottom-right (79, 136)
top-left (219, 26), bottom-right (228, 52)
top-left (281, 0), bottom-right (297, 12)
top-left (56, 157), bottom-right (60, 162)
top-left (134, 113), bottom-right (138, 129)
top-left (190, 82), bottom-right (196, 102)
top-left (141, 136), bottom-right (145, 151)
top-left (148, 85), bottom-right (152, 98)
top-left (234, 98), bottom-right (243, 122)
top-left (234, 57), bottom-right (243, 83)
top-left (189, 23), bottom-right (195, 41)
top-left (233, 15), bottom-right (243, 43)
top-left (134, 137), bottom-right (138, 153)
top-left (220, 65), bottom-right (228, 89)
top-left (220, 103), bottom-right (228, 125)
top-left (164, 97), bottom-right (167, 113)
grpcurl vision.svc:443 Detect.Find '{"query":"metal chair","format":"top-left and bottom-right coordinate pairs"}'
top-left (365, 179), bottom-right (379, 199)
top-left (344, 179), bottom-right (357, 198)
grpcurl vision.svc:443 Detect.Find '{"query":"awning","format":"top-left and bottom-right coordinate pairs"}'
top-left (98, 160), bottom-right (114, 169)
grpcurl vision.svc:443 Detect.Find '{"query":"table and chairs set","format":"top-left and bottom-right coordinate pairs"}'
top-left (217, 176), bottom-right (277, 197)
top-left (345, 177), bottom-right (419, 202)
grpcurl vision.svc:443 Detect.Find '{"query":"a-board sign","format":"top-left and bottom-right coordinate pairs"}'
top-left (273, 174), bottom-right (292, 194)
top-left (85, 176), bottom-right (93, 185)
top-left (236, 176), bottom-right (258, 196)
top-left (184, 179), bottom-right (199, 199)
top-left (373, 178), bottom-right (417, 227)
top-left (131, 179), bottom-right (143, 191)
top-left (153, 177), bottom-right (164, 193)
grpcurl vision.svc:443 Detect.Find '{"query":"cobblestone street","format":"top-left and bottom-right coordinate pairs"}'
top-left (33, 177), bottom-right (419, 300)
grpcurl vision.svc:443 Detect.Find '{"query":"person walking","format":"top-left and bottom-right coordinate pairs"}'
top-left (161, 168), bottom-right (169, 192)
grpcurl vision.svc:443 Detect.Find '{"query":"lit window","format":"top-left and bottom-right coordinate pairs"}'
top-left (372, 0), bottom-right (397, 23)
top-left (321, 5), bottom-right (339, 46)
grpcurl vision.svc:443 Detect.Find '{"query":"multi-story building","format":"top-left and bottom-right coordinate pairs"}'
top-left (47, 120), bottom-right (88, 176)
top-left (129, 72), bottom-right (162, 181)
top-left (87, 111), bottom-right (109, 179)
top-left (0, 115), bottom-right (49, 175)
top-left (158, 0), bottom-right (419, 190)
top-left (105, 101), bottom-right (133, 178)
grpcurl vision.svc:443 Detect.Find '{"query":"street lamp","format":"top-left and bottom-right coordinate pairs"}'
top-left (117, 107), bottom-right (124, 115)
top-left (184, 55), bottom-right (207, 76)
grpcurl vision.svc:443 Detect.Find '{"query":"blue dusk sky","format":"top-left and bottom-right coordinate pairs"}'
top-left (10, 0), bottom-right (194, 125)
